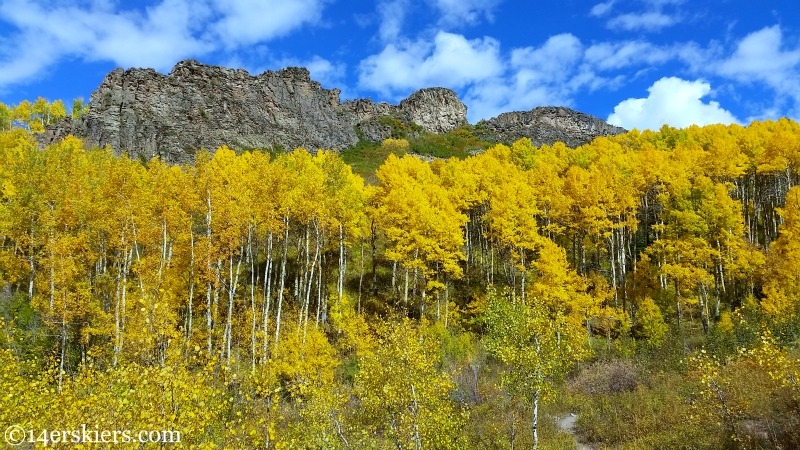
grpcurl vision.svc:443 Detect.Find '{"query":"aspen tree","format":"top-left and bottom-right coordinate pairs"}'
top-left (355, 319), bottom-right (465, 449)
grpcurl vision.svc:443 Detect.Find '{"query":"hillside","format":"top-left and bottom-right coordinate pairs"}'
top-left (7, 60), bottom-right (800, 449)
top-left (4, 118), bottom-right (800, 448)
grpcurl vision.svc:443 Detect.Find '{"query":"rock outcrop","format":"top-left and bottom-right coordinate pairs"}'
top-left (41, 60), bottom-right (468, 163)
top-left (474, 107), bottom-right (626, 148)
top-left (40, 60), bottom-right (625, 163)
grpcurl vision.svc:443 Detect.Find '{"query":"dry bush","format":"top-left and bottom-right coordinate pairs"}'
top-left (567, 359), bottom-right (639, 395)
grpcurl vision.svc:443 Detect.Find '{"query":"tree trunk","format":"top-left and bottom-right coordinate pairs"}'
top-left (303, 223), bottom-right (321, 344)
top-left (186, 228), bottom-right (195, 347)
top-left (531, 388), bottom-right (540, 450)
top-left (224, 248), bottom-right (243, 361)
top-left (248, 226), bottom-right (257, 371)
top-left (371, 220), bottom-right (378, 297)
top-left (274, 217), bottom-right (289, 347)
top-left (262, 231), bottom-right (273, 363)
top-left (338, 224), bottom-right (345, 302)
top-left (358, 240), bottom-right (365, 314)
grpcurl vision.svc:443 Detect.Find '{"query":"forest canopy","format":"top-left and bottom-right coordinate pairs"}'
top-left (2, 116), bottom-right (800, 448)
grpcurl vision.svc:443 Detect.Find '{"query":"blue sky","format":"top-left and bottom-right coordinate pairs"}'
top-left (0, 0), bottom-right (798, 130)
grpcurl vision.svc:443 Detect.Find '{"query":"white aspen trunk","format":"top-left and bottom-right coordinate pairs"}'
top-left (436, 289), bottom-right (441, 322)
top-left (166, 240), bottom-right (173, 268)
top-left (358, 240), bottom-right (365, 314)
top-left (206, 190), bottom-right (214, 356)
top-left (113, 245), bottom-right (132, 367)
top-left (619, 220), bottom-right (627, 276)
top-left (485, 230), bottom-right (491, 286)
top-left (490, 241), bottom-right (495, 285)
top-left (520, 249), bottom-right (526, 304)
top-left (303, 223), bottom-right (321, 344)
top-left (420, 282), bottom-right (426, 318)
top-left (338, 224), bottom-right (344, 301)
top-left (444, 280), bottom-right (449, 329)
top-left (49, 230), bottom-right (55, 309)
top-left (211, 259), bottom-right (222, 356)
top-left (187, 228), bottom-right (195, 345)
top-left (532, 338), bottom-right (542, 450)
top-left (113, 258), bottom-right (122, 368)
top-left (410, 384), bottom-right (423, 450)
top-left (412, 251), bottom-right (419, 302)
top-left (700, 282), bottom-right (710, 334)
top-left (293, 272), bottom-right (300, 306)
top-left (28, 251), bottom-right (35, 299)
top-left (225, 247), bottom-right (244, 361)
top-left (225, 254), bottom-right (233, 360)
top-left (404, 266), bottom-right (410, 308)
top-left (316, 254), bottom-right (323, 326)
top-left (262, 231), bottom-right (273, 363)
top-left (465, 222), bottom-right (470, 284)
top-left (58, 322), bottom-right (67, 393)
top-left (122, 248), bottom-right (132, 355)
top-left (391, 260), bottom-right (397, 302)
top-left (112, 241), bottom-right (123, 367)
top-left (370, 220), bottom-right (378, 298)
top-left (130, 221), bottom-right (144, 293)
top-left (158, 219), bottom-right (167, 281)
top-left (274, 217), bottom-right (289, 347)
top-left (609, 234), bottom-right (618, 307)
top-left (248, 227), bottom-right (257, 371)
top-left (211, 259), bottom-right (225, 355)
top-left (318, 255), bottom-right (325, 324)
top-left (206, 282), bottom-right (213, 356)
top-left (297, 227), bottom-right (311, 333)
top-left (532, 388), bottom-right (540, 450)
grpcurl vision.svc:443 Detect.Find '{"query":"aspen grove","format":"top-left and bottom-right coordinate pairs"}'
top-left (2, 115), bottom-right (800, 448)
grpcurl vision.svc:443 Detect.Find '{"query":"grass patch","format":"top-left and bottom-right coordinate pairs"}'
top-left (564, 367), bottom-right (715, 449)
top-left (409, 126), bottom-right (492, 159)
top-left (340, 126), bottom-right (494, 183)
top-left (339, 139), bottom-right (405, 184)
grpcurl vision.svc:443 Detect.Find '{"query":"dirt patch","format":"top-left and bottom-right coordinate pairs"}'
top-left (557, 413), bottom-right (594, 450)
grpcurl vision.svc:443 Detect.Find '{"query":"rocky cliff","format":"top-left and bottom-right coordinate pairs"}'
top-left (40, 60), bottom-right (624, 162)
top-left (474, 107), bottom-right (626, 148)
top-left (40, 60), bottom-right (468, 163)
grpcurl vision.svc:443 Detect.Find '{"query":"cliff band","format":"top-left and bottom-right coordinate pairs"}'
top-left (41, 60), bottom-right (625, 162)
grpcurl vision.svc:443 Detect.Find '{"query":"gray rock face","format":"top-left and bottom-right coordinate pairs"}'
top-left (42, 60), bottom-right (469, 163)
top-left (474, 106), bottom-right (626, 148)
top-left (40, 60), bottom-right (626, 163)
top-left (400, 88), bottom-right (467, 133)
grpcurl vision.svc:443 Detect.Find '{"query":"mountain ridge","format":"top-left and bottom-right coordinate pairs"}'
top-left (40, 60), bottom-right (625, 163)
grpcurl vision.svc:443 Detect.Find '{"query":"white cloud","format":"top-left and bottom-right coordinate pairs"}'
top-left (595, 0), bottom-right (682, 32)
top-left (716, 26), bottom-right (800, 103)
top-left (606, 11), bottom-right (676, 32)
top-left (269, 56), bottom-right (346, 88)
top-left (511, 34), bottom-right (583, 77)
top-left (590, 1), bottom-right (615, 17)
top-left (465, 79), bottom-right (567, 123)
top-left (433, 0), bottom-right (501, 26)
top-left (304, 57), bottom-right (346, 86)
top-left (465, 34), bottom-right (611, 121)
top-left (607, 77), bottom-right (739, 130)
top-left (585, 41), bottom-right (673, 70)
top-left (0, 36), bottom-right (58, 87)
top-left (377, 0), bottom-right (409, 42)
top-left (210, 0), bottom-right (325, 47)
top-left (357, 32), bottom-right (610, 122)
top-left (0, 0), bottom-right (209, 91)
top-left (358, 31), bottom-right (502, 94)
top-left (0, 0), bottom-right (328, 90)
top-left (643, 0), bottom-right (685, 6)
